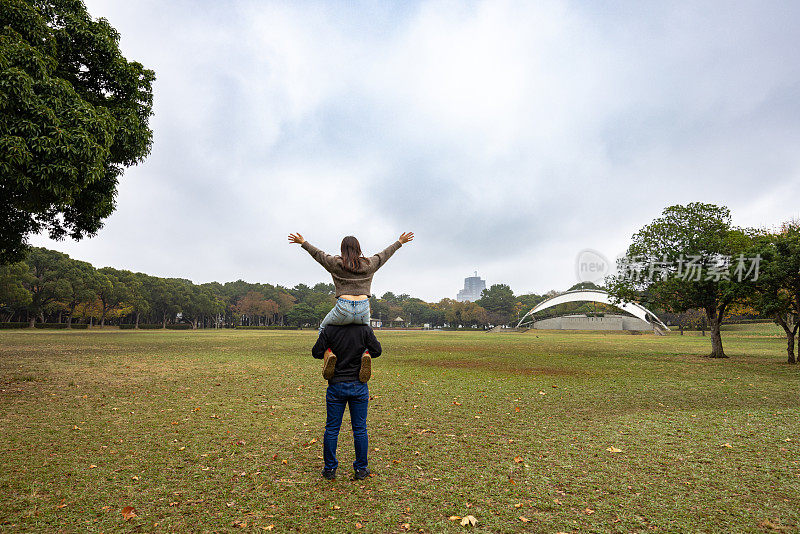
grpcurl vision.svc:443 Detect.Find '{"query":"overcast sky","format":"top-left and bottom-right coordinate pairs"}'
top-left (31, 0), bottom-right (800, 301)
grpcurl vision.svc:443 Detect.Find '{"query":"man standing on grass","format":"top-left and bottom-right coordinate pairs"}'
top-left (312, 323), bottom-right (382, 481)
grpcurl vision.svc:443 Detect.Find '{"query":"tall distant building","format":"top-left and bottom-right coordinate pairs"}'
top-left (457, 272), bottom-right (486, 302)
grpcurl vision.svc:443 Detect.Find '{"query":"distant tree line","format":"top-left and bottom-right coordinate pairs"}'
top-left (0, 247), bottom-right (549, 329)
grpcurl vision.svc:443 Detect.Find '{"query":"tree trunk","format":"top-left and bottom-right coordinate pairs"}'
top-left (775, 316), bottom-right (798, 364)
top-left (162, 311), bottom-right (167, 329)
top-left (192, 319), bottom-right (198, 330)
top-left (29, 316), bottom-right (35, 328)
top-left (135, 312), bottom-right (140, 329)
top-left (705, 306), bottom-right (727, 358)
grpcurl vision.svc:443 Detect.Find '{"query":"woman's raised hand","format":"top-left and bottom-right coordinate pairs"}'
top-left (288, 233), bottom-right (306, 245)
top-left (399, 232), bottom-right (414, 244)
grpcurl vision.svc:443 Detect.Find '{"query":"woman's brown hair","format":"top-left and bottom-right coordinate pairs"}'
top-left (341, 236), bottom-right (367, 272)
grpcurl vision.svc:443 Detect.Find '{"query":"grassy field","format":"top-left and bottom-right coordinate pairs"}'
top-left (0, 326), bottom-right (798, 533)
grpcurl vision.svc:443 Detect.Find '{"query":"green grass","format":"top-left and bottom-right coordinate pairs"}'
top-left (0, 326), bottom-right (798, 533)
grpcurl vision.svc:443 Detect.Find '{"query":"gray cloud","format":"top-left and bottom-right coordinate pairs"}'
top-left (31, 0), bottom-right (800, 301)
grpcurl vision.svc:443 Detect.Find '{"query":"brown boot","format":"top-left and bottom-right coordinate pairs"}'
top-left (322, 349), bottom-right (337, 380)
top-left (358, 350), bottom-right (372, 383)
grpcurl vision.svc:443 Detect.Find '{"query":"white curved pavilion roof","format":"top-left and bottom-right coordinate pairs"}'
top-left (516, 289), bottom-right (669, 330)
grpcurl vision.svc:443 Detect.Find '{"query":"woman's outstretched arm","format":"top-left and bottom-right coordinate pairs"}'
top-left (288, 232), bottom-right (337, 272)
top-left (371, 231), bottom-right (414, 269)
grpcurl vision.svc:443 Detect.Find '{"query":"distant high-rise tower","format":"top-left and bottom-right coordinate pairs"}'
top-left (457, 271), bottom-right (486, 302)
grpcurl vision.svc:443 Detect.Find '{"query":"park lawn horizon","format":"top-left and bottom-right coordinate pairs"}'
top-left (1, 328), bottom-right (798, 533)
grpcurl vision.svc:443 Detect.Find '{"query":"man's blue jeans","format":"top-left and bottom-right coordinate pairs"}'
top-left (324, 380), bottom-right (369, 471)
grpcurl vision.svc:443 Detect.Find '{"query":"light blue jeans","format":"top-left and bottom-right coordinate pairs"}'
top-left (319, 298), bottom-right (370, 332)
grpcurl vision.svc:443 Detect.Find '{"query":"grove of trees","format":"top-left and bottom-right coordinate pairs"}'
top-left (0, 247), bottom-right (547, 330)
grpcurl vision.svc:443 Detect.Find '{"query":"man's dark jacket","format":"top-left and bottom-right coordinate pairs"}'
top-left (312, 324), bottom-right (382, 383)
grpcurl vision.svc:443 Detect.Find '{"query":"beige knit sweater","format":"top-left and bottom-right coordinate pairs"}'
top-left (301, 240), bottom-right (403, 297)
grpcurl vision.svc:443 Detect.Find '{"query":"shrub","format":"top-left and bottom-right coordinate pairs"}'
top-left (138, 324), bottom-right (165, 329)
top-left (69, 323), bottom-right (89, 329)
top-left (165, 324), bottom-right (192, 330)
top-left (0, 322), bottom-right (30, 329)
top-left (34, 323), bottom-right (69, 329)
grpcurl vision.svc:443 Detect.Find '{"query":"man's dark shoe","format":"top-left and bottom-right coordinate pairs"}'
top-left (358, 350), bottom-right (371, 383)
top-left (353, 468), bottom-right (370, 480)
top-left (322, 468), bottom-right (336, 480)
top-left (322, 349), bottom-right (337, 380)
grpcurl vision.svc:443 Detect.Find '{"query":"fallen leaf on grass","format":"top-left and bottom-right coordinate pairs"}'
top-left (121, 506), bottom-right (137, 520)
top-left (513, 456), bottom-right (523, 463)
top-left (606, 446), bottom-right (622, 453)
top-left (514, 503), bottom-right (523, 508)
top-left (263, 526), bottom-right (274, 531)
top-left (460, 515), bottom-right (477, 527)
top-left (449, 516), bottom-right (461, 521)
top-left (519, 517), bottom-right (530, 523)
top-left (585, 508), bottom-right (594, 515)
top-left (89, 464), bottom-right (97, 469)
top-left (281, 459), bottom-right (288, 465)
top-left (56, 500), bottom-right (67, 509)
top-left (758, 519), bottom-right (791, 532)
top-left (232, 519), bottom-right (248, 528)
top-left (721, 443), bottom-right (732, 448)
top-left (355, 522), bottom-right (363, 529)
top-left (131, 475), bottom-right (139, 481)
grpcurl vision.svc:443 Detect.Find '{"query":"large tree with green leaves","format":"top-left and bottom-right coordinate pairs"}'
top-left (607, 203), bottom-right (755, 358)
top-left (0, 0), bottom-right (155, 262)
top-left (0, 260), bottom-right (31, 320)
top-left (477, 283), bottom-right (517, 325)
top-left (749, 222), bottom-right (800, 363)
top-left (22, 246), bottom-right (70, 325)
top-left (59, 257), bottom-right (97, 325)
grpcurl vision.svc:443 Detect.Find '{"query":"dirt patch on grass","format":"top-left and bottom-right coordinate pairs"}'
top-left (419, 358), bottom-right (586, 376)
